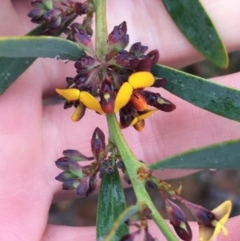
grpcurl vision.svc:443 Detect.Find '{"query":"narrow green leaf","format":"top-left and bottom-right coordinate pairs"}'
top-left (149, 139), bottom-right (240, 170)
top-left (0, 58), bottom-right (35, 94)
top-left (152, 64), bottom-right (240, 122)
top-left (0, 36), bottom-right (83, 60)
top-left (0, 15), bottom-right (77, 95)
top-left (162, 0), bottom-right (228, 68)
top-left (97, 167), bottom-right (128, 240)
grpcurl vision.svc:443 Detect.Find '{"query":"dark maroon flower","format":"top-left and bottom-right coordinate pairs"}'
top-left (163, 195), bottom-right (192, 241)
top-left (91, 127), bottom-right (106, 163)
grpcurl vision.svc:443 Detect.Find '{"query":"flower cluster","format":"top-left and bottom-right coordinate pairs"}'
top-left (142, 187), bottom-right (232, 241)
top-left (55, 127), bottom-right (124, 195)
top-left (56, 21), bottom-right (176, 131)
top-left (28, 0), bottom-right (93, 34)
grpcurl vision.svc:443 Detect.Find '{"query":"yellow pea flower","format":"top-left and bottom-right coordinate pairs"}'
top-left (114, 71), bottom-right (154, 112)
top-left (56, 88), bottom-right (104, 115)
top-left (199, 200), bottom-right (232, 241)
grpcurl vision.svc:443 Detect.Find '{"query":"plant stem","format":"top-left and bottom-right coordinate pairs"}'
top-left (106, 113), bottom-right (178, 241)
top-left (94, 0), bottom-right (178, 239)
top-left (93, 0), bottom-right (108, 60)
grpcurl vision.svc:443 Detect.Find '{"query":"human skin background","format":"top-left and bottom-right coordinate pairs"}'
top-left (0, 0), bottom-right (240, 240)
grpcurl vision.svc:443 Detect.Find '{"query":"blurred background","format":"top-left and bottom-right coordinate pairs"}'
top-left (48, 50), bottom-right (240, 226)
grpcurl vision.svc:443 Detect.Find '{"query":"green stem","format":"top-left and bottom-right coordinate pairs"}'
top-left (106, 113), bottom-right (178, 241)
top-left (93, 0), bottom-right (108, 59)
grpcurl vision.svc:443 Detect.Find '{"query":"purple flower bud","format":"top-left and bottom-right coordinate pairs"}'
top-left (142, 91), bottom-right (176, 112)
top-left (55, 171), bottom-right (75, 182)
top-left (144, 229), bottom-right (156, 241)
top-left (77, 176), bottom-right (90, 195)
top-left (74, 31), bottom-right (94, 55)
top-left (116, 160), bottom-right (125, 170)
top-left (91, 127), bottom-right (106, 163)
top-left (74, 73), bottom-right (89, 88)
top-left (62, 179), bottom-right (80, 190)
top-left (64, 101), bottom-right (74, 109)
top-left (182, 200), bottom-right (215, 226)
top-left (164, 198), bottom-right (192, 241)
top-left (108, 21), bottom-right (127, 45)
top-left (86, 175), bottom-right (97, 196)
top-left (129, 42), bottom-right (148, 55)
top-left (152, 78), bottom-right (167, 88)
top-left (48, 17), bottom-right (61, 29)
top-left (119, 105), bottom-right (136, 128)
top-left (146, 180), bottom-right (158, 189)
top-left (75, 56), bottom-right (99, 71)
top-left (147, 50), bottom-right (159, 67)
top-left (134, 58), bottom-right (152, 71)
top-left (55, 157), bottom-right (70, 171)
top-left (99, 80), bottom-right (115, 113)
top-left (28, 8), bottom-right (45, 19)
top-left (68, 160), bottom-right (83, 178)
top-left (43, 9), bottom-right (61, 23)
top-left (63, 149), bottom-right (94, 161)
top-left (73, 2), bottom-right (87, 15)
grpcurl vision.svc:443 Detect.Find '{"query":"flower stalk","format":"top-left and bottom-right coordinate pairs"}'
top-left (106, 113), bottom-right (178, 241)
top-left (93, 0), bottom-right (108, 59)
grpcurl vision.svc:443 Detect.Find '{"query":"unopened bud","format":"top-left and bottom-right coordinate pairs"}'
top-left (55, 171), bottom-right (75, 182)
top-left (63, 149), bottom-right (94, 161)
top-left (91, 127), bottom-right (106, 162)
top-left (86, 174), bottom-right (97, 196)
top-left (99, 80), bottom-right (115, 113)
top-left (62, 179), bottom-right (80, 190)
top-left (129, 42), bottom-right (148, 55)
top-left (164, 197), bottom-right (192, 241)
top-left (74, 30), bottom-right (94, 55)
top-left (77, 176), bottom-right (90, 195)
top-left (147, 50), bottom-right (159, 67)
top-left (68, 160), bottom-right (83, 179)
top-left (142, 91), bottom-right (176, 112)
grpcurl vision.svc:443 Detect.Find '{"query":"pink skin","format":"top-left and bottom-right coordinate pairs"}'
top-left (0, 0), bottom-right (240, 240)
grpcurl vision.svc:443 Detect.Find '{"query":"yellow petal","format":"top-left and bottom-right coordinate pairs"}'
top-left (56, 88), bottom-right (80, 101)
top-left (128, 71), bottom-right (154, 89)
top-left (71, 103), bottom-right (86, 122)
top-left (212, 200), bottom-right (232, 224)
top-left (79, 91), bottom-right (104, 114)
top-left (138, 109), bottom-right (157, 121)
top-left (114, 82), bottom-right (133, 112)
top-left (130, 117), bottom-right (139, 126)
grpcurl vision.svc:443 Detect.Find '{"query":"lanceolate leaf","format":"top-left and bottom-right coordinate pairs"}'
top-left (152, 65), bottom-right (240, 122)
top-left (0, 16), bottom-right (77, 95)
top-left (0, 36), bottom-right (83, 60)
top-left (97, 167), bottom-right (128, 240)
top-left (149, 139), bottom-right (240, 170)
top-left (162, 0), bottom-right (228, 68)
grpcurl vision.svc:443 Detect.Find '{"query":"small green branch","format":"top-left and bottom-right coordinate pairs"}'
top-left (106, 113), bottom-right (178, 241)
top-left (93, 0), bottom-right (108, 59)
